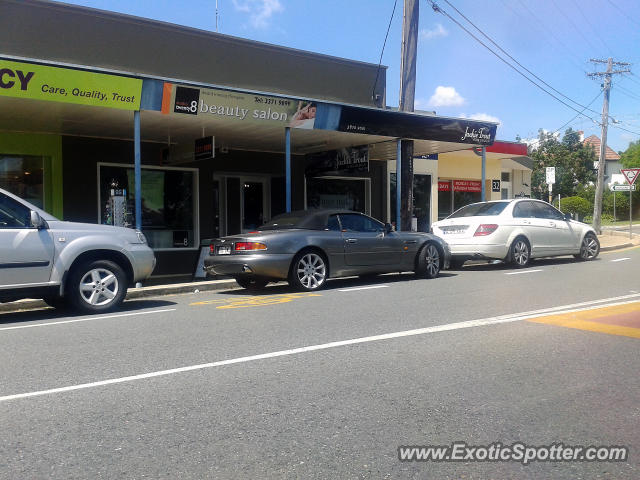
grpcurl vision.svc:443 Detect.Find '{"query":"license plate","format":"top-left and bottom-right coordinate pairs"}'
top-left (442, 229), bottom-right (466, 234)
top-left (217, 245), bottom-right (231, 255)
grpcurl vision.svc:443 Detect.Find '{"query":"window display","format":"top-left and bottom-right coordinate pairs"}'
top-left (99, 164), bottom-right (197, 249)
top-left (0, 155), bottom-right (45, 208)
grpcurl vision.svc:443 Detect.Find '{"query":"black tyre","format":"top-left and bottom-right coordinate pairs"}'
top-left (67, 260), bottom-right (128, 313)
top-left (415, 242), bottom-right (441, 279)
top-left (574, 232), bottom-right (600, 261)
top-left (289, 250), bottom-right (328, 291)
top-left (509, 237), bottom-right (531, 268)
top-left (235, 277), bottom-right (269, 290)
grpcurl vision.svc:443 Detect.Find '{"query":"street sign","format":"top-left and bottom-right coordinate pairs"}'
top-left (621, 168), bottom-right (640, 185)
top-left (610, 184), bottom-right (636, 192)
top-left (546, 167), bottom-right (556, 184)
top-left (491, 179), bottom-right (501, 192)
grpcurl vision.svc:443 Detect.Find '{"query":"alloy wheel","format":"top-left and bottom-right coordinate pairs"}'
top-left (296, 253), bottom-right (326, 290)
top-left (513, 240), bottom-right (529, 266)
top-left (580, 234), bottom-right (599, 260)
top-left (424, 244), bottom-right (440, 278)
top-left (79, 268), bottom-right (119, 306)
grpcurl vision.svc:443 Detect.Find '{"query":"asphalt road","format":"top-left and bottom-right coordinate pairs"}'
top-left (1, 247), bottom-right (639, 479)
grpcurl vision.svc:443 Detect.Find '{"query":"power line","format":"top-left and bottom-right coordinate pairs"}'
top-left (440, 0), bottom-right (603, 117)
top-left (527, 90), bottom-right (603, 147)
top-left (428, 0), bottom-right (601, 120)
top-left (549, 0), bottom-right (601, 53)
top-left (371, 0), bottom-right (398, 104)
top-left (605, 0), bottom-right (640, 29)
top-left (569, 0), bottom-right (614, 56)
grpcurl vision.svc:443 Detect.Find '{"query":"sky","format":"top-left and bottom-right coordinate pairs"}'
top-left (61, 0), bottom-right (640, 153)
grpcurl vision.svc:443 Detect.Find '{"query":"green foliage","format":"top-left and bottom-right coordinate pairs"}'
top-left (603, 190), bottom-right (629, 219)
top-left (620, 140), bottom-right (640, 168)
top-left (529, 128), bottom-right (597, 200)
top-left (583, 213), bottom-right (615, 224)
top-left (556, 196), bottom-right (591, 219)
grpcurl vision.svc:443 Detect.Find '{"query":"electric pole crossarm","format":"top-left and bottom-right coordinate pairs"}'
top-left (589, 57), bottom-right (632, 234)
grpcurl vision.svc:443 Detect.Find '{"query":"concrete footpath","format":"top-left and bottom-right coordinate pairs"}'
top-left (1, 231), bottom-right (638, 314)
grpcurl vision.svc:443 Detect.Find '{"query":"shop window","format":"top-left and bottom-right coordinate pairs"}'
top-left (0, 155), bottom-right (45, 208)
top-left (306, 177), bottom-right (368, 213)
top-left (390, 173), bottom-right (432, 231)
top-left (98, 164), bottom-right (197, 249)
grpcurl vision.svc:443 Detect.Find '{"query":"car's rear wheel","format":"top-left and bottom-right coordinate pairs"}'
top-left (415, 242), bottom-right (441, 279)
top-left (509, 237), bottom-right (530, 268)
top-left (235, 277), bottom-right (269, 290)
top-left (67, 260), bottom-right (128, 313)
top-left (289, 251), bottom-right (328, 291)
top-left (574, 232), bottom-right (600, 261)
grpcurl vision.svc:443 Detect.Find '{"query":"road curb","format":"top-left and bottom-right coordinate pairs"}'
top-left (0, 278), bottom-right (238, 314)
top-left (600, 243), bottom-right (633, 252)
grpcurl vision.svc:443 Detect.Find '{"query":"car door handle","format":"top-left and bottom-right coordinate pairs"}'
top-left (346, 238), bottom-right (358, 243)
top-left (522, 220), bottom-right (531, 225)
top-left (549, 221), bottom-right (556, 227)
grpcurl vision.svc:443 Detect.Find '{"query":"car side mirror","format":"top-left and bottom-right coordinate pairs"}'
top-left (384, 222), bottom-right (394, 233)
top-left (563, 212), bottom-right (572, 221)
top-left (30, 210), bottom-right (45, 229)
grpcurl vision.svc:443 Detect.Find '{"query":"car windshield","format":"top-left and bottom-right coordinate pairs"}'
top-left (447, 201), bottom-right (509, 218)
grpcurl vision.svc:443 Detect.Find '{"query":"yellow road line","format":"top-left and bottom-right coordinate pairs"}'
top-left (528, 302), bottom-right (640, 338)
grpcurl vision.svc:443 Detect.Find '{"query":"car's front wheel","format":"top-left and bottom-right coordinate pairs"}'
top-left (509, 237), bottom-right (531, 268)
top-left (67, 260), bottom-right (128, 313)
top-left (289, 251), bottom-right (328, 291)
top-left (415, 242), bottom-right (441, 279)
top-left (574, 232), bottom-right (600, 261)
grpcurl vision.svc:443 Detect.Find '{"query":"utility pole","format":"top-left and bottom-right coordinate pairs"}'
top-left (398, 0), bottom-right (418, 231)
top-left (587, 58), bottom-right (630, 234)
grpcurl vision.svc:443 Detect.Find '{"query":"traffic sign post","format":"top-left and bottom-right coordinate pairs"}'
top-left (620, 168), bottom-right (640, 239)
top-left (546, 167), bottom-right (555, 204)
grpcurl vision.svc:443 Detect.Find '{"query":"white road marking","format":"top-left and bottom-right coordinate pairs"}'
top-left (1, 293), bottom-right (639, 403)
top-left (505, 269), bottom-right (542, 275)
top-left (611, 258), bottom-right (631, 262)
top-left (0, 309), bottom-right (177, 332)
top-left (338, 285), bottom-right (389, 292)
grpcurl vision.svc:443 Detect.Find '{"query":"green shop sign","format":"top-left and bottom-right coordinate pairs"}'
top-left (0, 59), bottom-right (142, 110)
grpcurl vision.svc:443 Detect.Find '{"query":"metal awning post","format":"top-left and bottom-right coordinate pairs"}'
top-left (396, 139), bottom-right (402, 232)
top-left (481, 146), bottom-right (486, 201)
top-left (285, 126), bottom-right (291, 212)
top-left (134, 110), bottom-right (142, 230)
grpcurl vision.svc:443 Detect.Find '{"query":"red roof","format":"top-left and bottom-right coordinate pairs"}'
top-left (583, 135), bottom-right (620, 161)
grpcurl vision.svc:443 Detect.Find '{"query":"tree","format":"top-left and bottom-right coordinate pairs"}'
top-left (620, 140), bottom-right (640, 168)
top-left (529, 128), bottom-right (597, 200)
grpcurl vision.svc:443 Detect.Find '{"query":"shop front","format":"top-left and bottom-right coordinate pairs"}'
top-left (1, 0), bottom-right (500, 281)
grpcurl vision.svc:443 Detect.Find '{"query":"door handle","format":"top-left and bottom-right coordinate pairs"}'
top-left (549, 221), bottom-right (556, 227)
top-left (346, 238), bottom-right (358, 243)
top-left (522, 220), bottom-right (531, 225)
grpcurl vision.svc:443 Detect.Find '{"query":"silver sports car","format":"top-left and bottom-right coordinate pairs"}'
top-left (204, 209), bottom-right (450, 291)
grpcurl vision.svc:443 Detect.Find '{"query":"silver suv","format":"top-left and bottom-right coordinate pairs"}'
top-left (0, 188), bottom-right (155, 313)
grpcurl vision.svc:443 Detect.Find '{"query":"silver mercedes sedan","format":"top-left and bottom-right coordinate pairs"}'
top-left (205, 209), bottom-right (450, 291)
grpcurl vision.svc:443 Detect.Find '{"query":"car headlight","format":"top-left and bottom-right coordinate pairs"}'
top-left (136, 230), bottom-right (147, 245)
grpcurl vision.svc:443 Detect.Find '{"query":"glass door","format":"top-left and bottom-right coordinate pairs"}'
top-left (242, 180), bottom-right (265, 232)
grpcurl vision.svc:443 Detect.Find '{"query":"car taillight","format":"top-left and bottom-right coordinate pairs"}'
top-left (209, 244), bottom-right (215, 254)
top-left (234, 242), bottom-right (267, 251)
top-left (474, 224), bottom-right (498, 236)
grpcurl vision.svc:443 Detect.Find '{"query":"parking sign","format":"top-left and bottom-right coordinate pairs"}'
top-left (546, 167), bottom-right (556, 184)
